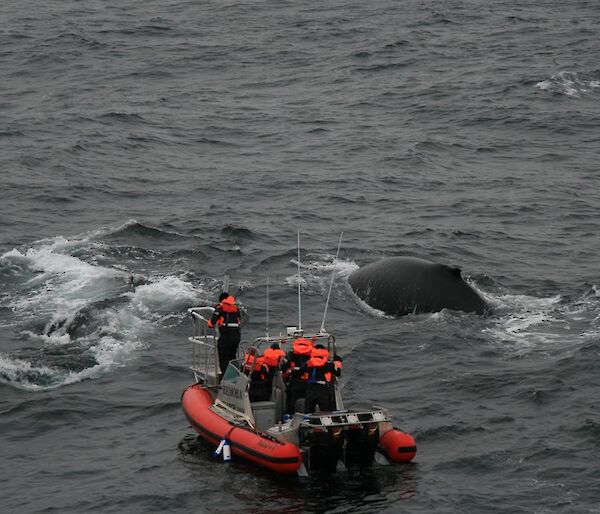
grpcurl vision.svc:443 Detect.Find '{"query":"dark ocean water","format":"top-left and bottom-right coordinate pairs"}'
top-left (1, 0), bottom-right (600, 512)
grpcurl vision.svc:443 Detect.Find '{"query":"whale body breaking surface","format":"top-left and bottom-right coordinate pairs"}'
top-left (348, 256), bottom-right (489, 316)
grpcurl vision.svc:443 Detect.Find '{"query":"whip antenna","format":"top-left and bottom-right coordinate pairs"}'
top-left (223, 274), bottom-right (230, 294)
top-left (320, 232), bottom-right (343, 334)
top-left (297, 229), bottom-right (302, 331)
top-left (266, 276), bottom-right (270, 338)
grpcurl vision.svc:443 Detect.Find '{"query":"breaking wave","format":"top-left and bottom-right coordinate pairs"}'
top-left (0, 232), bottom-right (205, 391)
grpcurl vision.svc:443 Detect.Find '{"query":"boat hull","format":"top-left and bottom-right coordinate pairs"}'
top-left (181, 384), bottom-right (302, 474)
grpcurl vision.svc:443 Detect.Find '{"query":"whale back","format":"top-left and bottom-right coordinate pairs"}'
top-left (348, 256), bottom-right (488, 316)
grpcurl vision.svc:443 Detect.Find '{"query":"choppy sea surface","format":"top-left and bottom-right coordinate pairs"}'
top-left (1, 0), bottom-right (600, 512)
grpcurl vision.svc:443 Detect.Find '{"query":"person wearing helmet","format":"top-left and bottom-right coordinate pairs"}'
top-left (208, 292), bottom-right (241, 377)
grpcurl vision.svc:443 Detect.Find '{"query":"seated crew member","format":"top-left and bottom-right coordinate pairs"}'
top-left (208, 292), bottom-right (241, 378)
top-left (282, 337), bottom-right (313, 414)
top-left (243, 350), bottom-right (270, 402)
top-left (259, 343), bottom-right (286, 402)
top-left (262, 342), bottom-right (286, 381)
top-left (300, 344), bottom-right (342, 414)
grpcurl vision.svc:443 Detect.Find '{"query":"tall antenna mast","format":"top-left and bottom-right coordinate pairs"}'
top-left (297, 228), bottom-right (302, 331)
top-left (320, 232), bottom-right (343, 333)
top-left (223, 274), bottom-right (230, 293)
top-left (266, 276), bottom-right (270, 337)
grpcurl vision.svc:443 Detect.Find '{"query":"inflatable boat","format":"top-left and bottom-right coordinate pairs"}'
top-left (181, 306), bottom-right (416, 475)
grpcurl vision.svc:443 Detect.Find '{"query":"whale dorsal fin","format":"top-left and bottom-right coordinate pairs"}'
top-left (451, 267), bottom-right (462, 278)
top-left (440, 264), bottom-right (462, 279)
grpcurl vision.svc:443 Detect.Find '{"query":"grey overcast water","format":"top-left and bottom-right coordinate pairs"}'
top-left (1, 0), bottom-right (600, 512)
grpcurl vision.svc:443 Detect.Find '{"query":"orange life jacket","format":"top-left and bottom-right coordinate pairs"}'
top-left (262, 347), bottom-right (285, 368)
top-left (208, 296), bottom-right (240, 328)
top-left (285, 338), bottom-right (314, 381)
top-left (306, 347), bottom-right (342, 383)
top-left (292, 338), bottom-right (313, 355)
top-left (306, 347), bottom-right (329, 367)
top-left (243, 352), bottom-right (268, 382)
top-left (243, 353), bottom-right (265, 372)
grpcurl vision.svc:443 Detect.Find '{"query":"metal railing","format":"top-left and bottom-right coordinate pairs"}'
top-left (188, 306), bottom-right (220, 387)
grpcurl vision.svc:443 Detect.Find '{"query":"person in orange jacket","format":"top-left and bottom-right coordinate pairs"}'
top-left (244, 343), bottom-right (285, 402)
top-left (243, 350), bottom-right (270, 402)
top-left (208, 292), bottom-right (241, 376)
top-left (262, 342), bottom-right (286, 379)
top-left (282, 337), bottom-right (313, 414)
top-left (300, 344), bottom-right (342, 413)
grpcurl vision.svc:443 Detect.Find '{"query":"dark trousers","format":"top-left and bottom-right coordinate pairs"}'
top-left (286, 380), bottom-right (307, 414)
top-left (304, 383), bottom-right (333, 413)
top-left (217, 329), bottom-right (241, 375)
top-left (249, 373), bottom-right (271, 402)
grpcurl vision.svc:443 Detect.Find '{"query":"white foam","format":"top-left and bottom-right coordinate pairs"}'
top-left (284, 274), bottom-right (308, 288)
top-left (1, 235), bottom-right (206, 390)
top-left (535, 71), bottom-right (600, 97)
top-left (86, 333), bottom-right (143, 371)
top-left (481, 289), bottom-right (600, 355)
top-left (129, 275), bottom-right (201, 315)
top-left (503, 312), bottom-right (553, 334)
top-left (22, 330), bottom-right (72, 346)
top-left (286, 257), bottom-right (359, 294)
top-left (0, 353), bottom-right (62, 391)
top-left (3, 242), bottom-right (124, 333)
top-left (0, 330), bottom-right (144, 391)
top-left (344, 281), bottom-right (391, 319)
top-left (1, 304), bottom-right (149, 391)
top-left (296, 256), bottom-right (359, 276)
top-left (486, 292), bottom-right (561, 314)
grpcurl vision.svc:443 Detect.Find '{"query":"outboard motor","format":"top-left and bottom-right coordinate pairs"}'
top-left (305, 426), bottom-right (344, 474)
top-left (343, 423), bottom-right (379, 470)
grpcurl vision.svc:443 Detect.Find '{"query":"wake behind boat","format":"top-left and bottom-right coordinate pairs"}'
top-left (181, 306), bottom-right (417, 475)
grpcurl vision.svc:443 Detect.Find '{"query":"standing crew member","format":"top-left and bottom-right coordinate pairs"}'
top-left (208, 292), bottom-right (241, 377)
top-left (301, 344), bottom-right (342, 413)
top-left (283, 337), bottom-right (313, 414)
